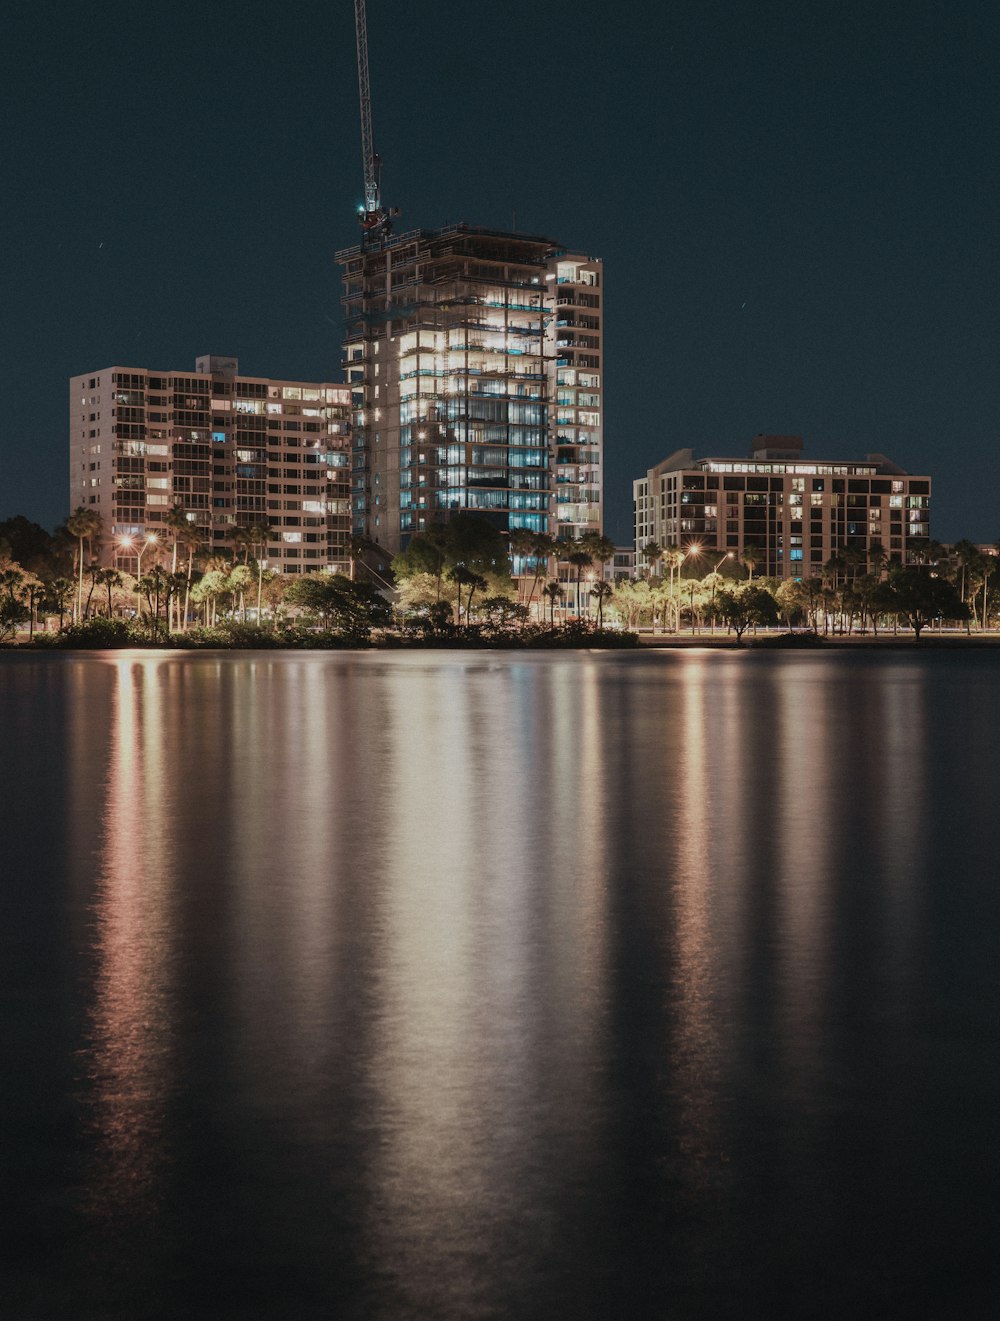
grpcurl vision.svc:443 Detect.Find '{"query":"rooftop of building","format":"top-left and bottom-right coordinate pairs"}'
top-left (72, 357), bottom-right (344, 389)
top-left (336, 222), bottom-right (561, 264)
top-left (643, 435), bottom-right (915, 480)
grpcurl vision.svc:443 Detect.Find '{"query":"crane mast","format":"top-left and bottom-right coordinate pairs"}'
top-left (354, 0), bottom-right (393, 240)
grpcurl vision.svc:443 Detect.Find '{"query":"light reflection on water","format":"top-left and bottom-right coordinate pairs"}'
top-left (2, 649), bottom-right (1000, 1318)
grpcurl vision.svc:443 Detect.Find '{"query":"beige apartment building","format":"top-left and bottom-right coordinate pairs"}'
top-left (634, 435), bottom-right (931, 579)
top-left (70, 355), bottom-right (351, 574)
top-left (336, 224), bottom-right (604, 563)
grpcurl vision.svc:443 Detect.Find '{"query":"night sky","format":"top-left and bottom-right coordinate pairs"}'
top-left (2, 0), bottom-right (997, 544)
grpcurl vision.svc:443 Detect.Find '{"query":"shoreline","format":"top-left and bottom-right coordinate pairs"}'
top-left (5, 631), bottom-right (1000, 654)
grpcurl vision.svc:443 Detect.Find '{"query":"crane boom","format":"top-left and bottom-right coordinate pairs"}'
top-left (354, 0), bottom-right (379, 218)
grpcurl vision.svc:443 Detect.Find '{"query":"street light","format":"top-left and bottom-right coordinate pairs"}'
top-left (709, 551), bottom-right (734, 633)
top-left (685, 545), bottom-right (733, 634)
top-left (684, 544), bottom-right (702, 633)
top-left (133, 533), bottom-right (157, 619)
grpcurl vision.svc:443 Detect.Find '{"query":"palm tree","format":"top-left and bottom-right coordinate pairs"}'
top-left (663, 544), bottom-right (686, 629)
top-left (741, 542), bottom-right (763, 582)
top-left (140, 564), bottom-right (172, 631)
top-left (20, 571), bottom-right (44, 640)
top-left (590, 579), bottom-right (614, 629)
top-left (66, 507), bottom-right (102, 623)
top-left (565, 548), bottom-right (593, 619)
top-left (228, 564), bottom-right (254, 622)
top-left (641, 540), bottom-right (664, 581)
top-left (447, 564), bottom-right (488, 625)
top-left (868, 539), bottom-right (888, 579)
top-left (162, 502), bottom-right (200, 630)
top-left (83, 561), bottom-right (102, 620)
top-left (509, 528), bottom-right (536, 603)
top-left (178, 522), bottom-right (204, 631)
top-left (45, 577), bottom-right (74, 631)
top-left (543, 579), bottom-right (563, 628)
top-left (162, 502), bottom-right (189, 575)
top-left (230, 525), bottom-right (252, 566)
top-left (95, 567), bottom-right (123, 618)
top-left (510, 530), bottom-right (555, 614)
top-left (246, 521), bottom-right (272, 621)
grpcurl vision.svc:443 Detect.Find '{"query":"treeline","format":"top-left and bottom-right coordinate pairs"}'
top-left (0, 509), bottom-right (629, 647)
top-left (5, 506), bottom-right (995, 647)
top-left (622, 538), bottom-right (997, 640)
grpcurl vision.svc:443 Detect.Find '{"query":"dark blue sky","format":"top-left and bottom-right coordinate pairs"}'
top-left (2, 0), bottom-right (997, 543)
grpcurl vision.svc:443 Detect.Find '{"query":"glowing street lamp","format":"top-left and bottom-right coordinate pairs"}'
top-left (684, 544), bottom-right (702, 633)
top-left (684, 545), bottom-right (733, 634)
top-left (133, 533), bottom-right (157, 618)
top-left (709, 551), bottom-right (735, 632)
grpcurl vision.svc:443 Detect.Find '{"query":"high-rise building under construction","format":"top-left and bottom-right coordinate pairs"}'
top-left (336, 224), bottom-right (603, 558)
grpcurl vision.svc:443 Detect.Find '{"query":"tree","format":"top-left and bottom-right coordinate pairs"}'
top-left (228, 564), bottom-right (254, 622)
top-left (162, 504), bottom-right (203, 630)
top-left (951, 540), bottom-right (988, 632)
top-left (590, 579), bottom-right (614, 629)
top-left (245, 521), bottom-right (272, 622)
top-left (230, 525), bottom-right (253, 566)
top-left (543, 579), bottom-right (563, 628)
top-left (741, 542), bottom-right (763, 582)
top-left (0, 516), bottom-right (61, 576)
top-left (192, 568), bottom-right (228, 626)
top-left (393, 515), bottom-right (513, 607)
top-left (641, 540), bottom-right (664, 580)
top-left (612, 578), bottom-right (651, 629)
top-left (775, 578), bottom-right (810, 630)
top-left (393, 521), bottom-right (452, 600)
top-left (0, 597), bottom-right (29, 642)
top-left (44, 577), bottom-right (75, 631)
top-left (19, 571), bottom-right (45, 639)
top-left (66, 507), bottom-right (102, 624)
top-left (284, 573), bottom-right (393, 633)
top-left (447, 564), bottom-right (488, 626)
top-left (579, 532), bottom-right (617, 573)
top-left (887, 568), bottom-right (968, 639)
top-left (162, 503), bottom-right (190, 630)
top-left (83, 561), bottom-right (103, 620)
top-left (94, 567), bottom-right (123, 619)
top-left (510, 530), bottom-right (555, 612)
top-left (0, 566), bottom-right (29, 640)
top-left (715, 584), bottom-right (780, 641)
top-left (564, 547), bottom-right (593, 619)
top-left (663, 544), bottom-right (686, 629)
top-left (480, 596), bottom-right (529, 634)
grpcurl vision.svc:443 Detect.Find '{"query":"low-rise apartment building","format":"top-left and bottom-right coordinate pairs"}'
top-left (634, 435), bottom-right (931, 579)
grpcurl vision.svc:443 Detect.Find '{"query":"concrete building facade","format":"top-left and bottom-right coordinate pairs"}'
top-left (70, 356), bottom-right (351, 574)
top-left (336, 224), bottom-right (603, 560)
top-left (634, 435), bottom-right (931, 579)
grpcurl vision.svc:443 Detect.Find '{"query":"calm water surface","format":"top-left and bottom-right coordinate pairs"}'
top-left (1, 649), bottom-right (998, 1319)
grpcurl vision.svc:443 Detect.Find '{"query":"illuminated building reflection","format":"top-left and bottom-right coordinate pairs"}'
top-left (360, 657), bottom-right (610, 1303)
top-left (81, 658), bottom-right (174, 1220)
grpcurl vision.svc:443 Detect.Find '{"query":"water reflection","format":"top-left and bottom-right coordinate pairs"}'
top-left (10, 648), bottom-right (991, 1316)
top-left (81, 659), bottom-right (175, 1221)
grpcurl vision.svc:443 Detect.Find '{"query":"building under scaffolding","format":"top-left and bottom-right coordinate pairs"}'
top-left (337, 224), bottom-right (603, 560)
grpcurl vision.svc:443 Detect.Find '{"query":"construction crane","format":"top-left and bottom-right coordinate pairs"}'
top-left (354, 0), bottom-right (396, 242)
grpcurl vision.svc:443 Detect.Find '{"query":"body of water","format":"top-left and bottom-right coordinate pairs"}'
top-left (1, 649), bottom-right (998, 1319)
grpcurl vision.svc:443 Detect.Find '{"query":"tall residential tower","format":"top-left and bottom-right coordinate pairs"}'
top-left (336, 224), bottom-right (604, 558)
